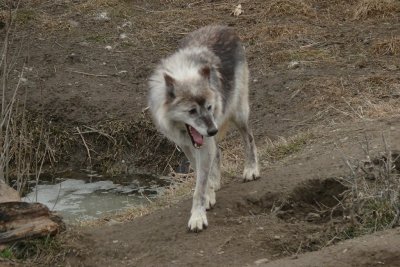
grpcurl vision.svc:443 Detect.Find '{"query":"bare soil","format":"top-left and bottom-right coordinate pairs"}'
top-left (63, 118), bottom-right (400, 267)
top-left (1, 0), bottom-right (400, 266)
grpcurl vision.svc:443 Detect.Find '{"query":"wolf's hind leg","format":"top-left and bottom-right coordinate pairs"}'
top-left (233, 112), bottom-right (260, 182)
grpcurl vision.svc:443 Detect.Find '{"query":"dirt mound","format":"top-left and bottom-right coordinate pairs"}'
top-left (263, 228), bottom-right (400, 267)
top-left (277, 178), bottom-right (347, 224)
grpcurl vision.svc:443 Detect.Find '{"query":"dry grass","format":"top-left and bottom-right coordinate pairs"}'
top-left (260, 132), bottom-right (313, 164)
top-left (271, 47), bottom-right (334, 64)
top-left (72, 0), bottom-right (120, 12)
top-left (266, 0), bottom-right (316, 17)
top-left (294, 74), bottom-right (400, 121)
top-left (218, 134), bottom-right (246, 177)
top-left (242, 24), bottom-right (309, 53)
top-left (219, 131), bottom-right (313, 178)
top-left (1, 227), bottom-right (85, 265)
top-left (373, 37), bottom-right (400, 56)
top-left (336, 134), bottom-right (400, 237)
top-left (0, 5), bottom-right (69, 31)
top-left (353, 0), bottom-right (400, 20)
top-left (0, 1), bottom-right (50, 194)
top-left (0, 110), bottom-right (180, 194)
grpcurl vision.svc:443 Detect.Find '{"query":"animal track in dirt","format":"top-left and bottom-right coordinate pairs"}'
top-left (234, 178), bottom-right (348, 223)
top-left (276, 178), bottom-right (348, 224)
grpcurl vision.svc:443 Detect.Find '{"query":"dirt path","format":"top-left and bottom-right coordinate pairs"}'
top-left (64, 118), bottom-right (400, 266)
top-left (263, 228), bottom-right (400, 267)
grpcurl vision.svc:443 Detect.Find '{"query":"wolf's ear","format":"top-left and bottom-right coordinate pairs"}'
top-left (199, 66), bottom-right (211, 80)
top-left (164, 73), bottom-right (175, 99)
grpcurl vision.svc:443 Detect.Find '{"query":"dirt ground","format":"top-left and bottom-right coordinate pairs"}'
top-left (61, 118), bottom-right (400, 267)
top-left (1, 0), bottom-right (400, 266)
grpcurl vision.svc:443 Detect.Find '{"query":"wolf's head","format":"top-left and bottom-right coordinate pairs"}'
top-left (162, 65), bottom-right (222, 148)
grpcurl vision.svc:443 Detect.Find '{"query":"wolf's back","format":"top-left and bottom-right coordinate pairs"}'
top-left (180, 25), bottom-right (246, 99)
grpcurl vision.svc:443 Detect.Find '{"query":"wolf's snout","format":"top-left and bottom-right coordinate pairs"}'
top-left (207, 128), bottom-right (218, 137)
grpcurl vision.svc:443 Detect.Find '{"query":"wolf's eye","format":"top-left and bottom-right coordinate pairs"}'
top-left (189, 108), bottom-right (197, 115)
top-left (207, 105), bottom-right (212, 111)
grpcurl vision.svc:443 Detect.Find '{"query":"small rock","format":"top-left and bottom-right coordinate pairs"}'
top-left (254, 258), bottom-right (270, 265)
top-left (288, 60), bottom-right (300, 69)
top-left (121, 21), bottom-right (132, 28)
top-left (96, 12), bottom-right (110, 21)
top-left (112, 240), bottom-right (119, 244)
top-left (232, 4), bottom-right (243, 17)
top-left (107, 219), bottom-right (120, 226)
top-left (355, 60), bottom-right (367, 69)
top-left (118, 70), bottom-right (128, 76)
top-left (79, 41), bottom-right (89, 47)
top-left (119, 33), bottom-right (128, 40)
top-left (67, 53), bottom-right (80, 63)
top-left (385, 64), bottom-right (398, 71)
top-left (363, 38), bottom-right (371, 45)
top-left (68, 20), bottom-right (79, 27)
top-left (390, 83), bottom-right (400, 91)
top-left (305, 212), bottom-right (320, 222)
top-left (105, 45), bottom-right (112, 51)
top-left (273, 235), bottom-right (281, 240)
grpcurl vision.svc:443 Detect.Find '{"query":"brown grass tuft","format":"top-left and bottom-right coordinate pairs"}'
top-left (373, 37), bottom-right (400, 56)
top-left (336, 136), bottom-right (400, 237)
top-left (2, 228), bottom-right (85, 265)
top-left (243, 24), bottom-right (308, 45)
top-left (266, 0), bottom-right (316, 17)
top-left (353, 0), bottom-right (400, 20)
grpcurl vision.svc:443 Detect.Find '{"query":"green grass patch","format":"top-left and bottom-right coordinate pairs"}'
top-left (0, 248), bottom-right (14, 260)
top-left (85, 34), bottom-right (109, 43)
top-left (15, 8), bottom-right (37, 25)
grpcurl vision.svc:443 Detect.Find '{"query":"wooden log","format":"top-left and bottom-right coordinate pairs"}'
top-left (0, 202), bottom-right (65, 244)
top-left (0, 217), bottom-right (59, 244)
top-left (0, 202), bottom-right (50, 225)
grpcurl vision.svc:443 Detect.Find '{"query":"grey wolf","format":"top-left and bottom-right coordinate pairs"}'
top-left (148, 25), bottom-right (260, 232)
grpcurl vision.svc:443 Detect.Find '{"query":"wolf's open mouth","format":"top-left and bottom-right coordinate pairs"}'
top-left (186, 124), bottom-right (204, 149)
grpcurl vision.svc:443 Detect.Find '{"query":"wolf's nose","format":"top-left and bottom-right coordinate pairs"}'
top-left (207, 128), bottom-right (218, 137)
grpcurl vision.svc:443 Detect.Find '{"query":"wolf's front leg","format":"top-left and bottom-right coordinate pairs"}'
top-left (188, 141), bottom-right (216, 232)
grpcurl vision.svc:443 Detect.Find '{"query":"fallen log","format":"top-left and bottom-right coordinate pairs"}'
top-left (0, 202), bottom-right (65, 244)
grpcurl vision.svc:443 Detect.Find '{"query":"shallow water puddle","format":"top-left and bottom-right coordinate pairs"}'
top-left (23, 176), bottom-right (172, 222)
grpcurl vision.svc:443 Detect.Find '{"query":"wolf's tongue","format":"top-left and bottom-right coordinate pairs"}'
top-left (190, 126), bottom-right (204, 145)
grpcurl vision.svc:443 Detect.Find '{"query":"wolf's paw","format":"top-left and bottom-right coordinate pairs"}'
top-left (243, 165), bottom-right (260, 182)
top-left (213, 182), bottom-right (221, 191)
top-left (209, 177), bottom-right (221, 191)
top-left (188, 209), bottom-right (208, 232)
top-left (205, 188), bottom-right (216, 210)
